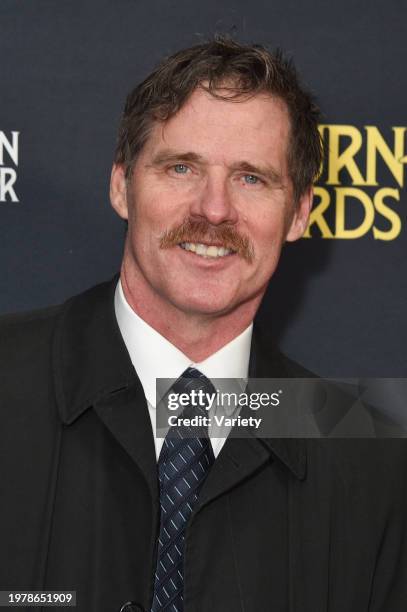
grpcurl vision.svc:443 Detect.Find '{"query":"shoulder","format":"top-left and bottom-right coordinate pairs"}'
top-left (0, 278), bottom-right (117, 405)
top-left (0, 277), bottom-right (118, 353)
top-left (0, 303), bottom-right (62, 346)
top-left (0, 304), bottom-right (64, 391)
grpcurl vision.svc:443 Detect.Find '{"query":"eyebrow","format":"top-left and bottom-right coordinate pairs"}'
top-left (149, 149), bottom-right (284, 186)
top-left (150, 150), bottom-right (204, 166)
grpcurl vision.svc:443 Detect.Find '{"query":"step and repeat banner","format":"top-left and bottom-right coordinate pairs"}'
top-left (1, 0), bottom-right (406, 376)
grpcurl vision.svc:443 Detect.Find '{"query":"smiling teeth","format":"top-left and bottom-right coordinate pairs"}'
top-left (180, 242), bottom-right (233, 258)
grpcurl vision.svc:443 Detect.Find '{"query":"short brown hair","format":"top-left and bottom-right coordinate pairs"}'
top-left (115, 35), bottom-right (322, 203)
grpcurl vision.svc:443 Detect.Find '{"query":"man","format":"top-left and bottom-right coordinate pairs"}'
top-left (1, 37), bottom-right (407, 612)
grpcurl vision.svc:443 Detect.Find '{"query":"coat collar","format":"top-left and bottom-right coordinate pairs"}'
top-left (52, 275), bottom-right (306, 481)
top-left (52, 275), bottom-right (138, 425)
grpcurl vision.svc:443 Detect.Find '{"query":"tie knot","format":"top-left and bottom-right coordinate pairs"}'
top-left (156, 368), bottom-right (216, 440)
top-left (182, 366), bottom-right (207, 379)
top-left (171, 367), bottom-right (216, 401)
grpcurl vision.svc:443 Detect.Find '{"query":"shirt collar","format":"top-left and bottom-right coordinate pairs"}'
top-left (114, 279), bottom-right (253, 406)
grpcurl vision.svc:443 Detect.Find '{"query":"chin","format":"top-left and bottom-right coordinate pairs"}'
top-left (172, 293), bottom-right (237, 317)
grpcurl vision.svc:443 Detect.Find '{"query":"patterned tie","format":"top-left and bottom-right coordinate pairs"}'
top-left (151, 367), bottom-right (216, 612)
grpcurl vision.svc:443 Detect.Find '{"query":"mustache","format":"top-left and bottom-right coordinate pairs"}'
top-left (159, 219), bottom-right (255, 263)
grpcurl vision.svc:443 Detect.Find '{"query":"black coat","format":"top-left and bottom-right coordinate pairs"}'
top-left (1, 277), bottom-right (407, 612)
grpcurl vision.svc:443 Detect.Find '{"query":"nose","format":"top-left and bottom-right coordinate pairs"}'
top-left (189, 169), bottom-right (238, 226)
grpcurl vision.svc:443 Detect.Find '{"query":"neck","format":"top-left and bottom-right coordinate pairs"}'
top-left (120, 261), bottom-right (260, 363)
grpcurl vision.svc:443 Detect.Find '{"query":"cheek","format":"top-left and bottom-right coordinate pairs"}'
top-left (127, 193), bottom-right (163, 240)
top-left (249, 213), bottom-right (287, 255)
top-left (131, 183), bottom-right (189, 229)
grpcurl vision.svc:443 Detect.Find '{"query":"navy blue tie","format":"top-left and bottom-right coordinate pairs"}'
top-left (151, 367), bottom-right (216, 612)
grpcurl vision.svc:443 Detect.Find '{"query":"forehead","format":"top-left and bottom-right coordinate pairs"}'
top-left (141, 87), bottom-right (291, 168)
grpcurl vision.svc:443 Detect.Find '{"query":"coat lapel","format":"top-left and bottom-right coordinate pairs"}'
top-left (52, 276), bottom-right (158, 502)
top-left (93, 382), bottom-right (159, 503)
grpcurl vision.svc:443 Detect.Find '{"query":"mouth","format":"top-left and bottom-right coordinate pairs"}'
top-left (178, 242), bottom-right (236, 259)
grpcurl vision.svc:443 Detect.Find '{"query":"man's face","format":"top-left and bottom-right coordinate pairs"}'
top-left (111, 88), bottom-right (311, 319)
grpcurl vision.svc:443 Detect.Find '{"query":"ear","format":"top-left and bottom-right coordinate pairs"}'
top-left (285, 187), bottom-right (313, 242)
top-left (110, 164), bottom-right (129, 220)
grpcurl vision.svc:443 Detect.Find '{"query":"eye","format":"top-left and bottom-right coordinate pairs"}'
top-left (173, 163), bottom-right (190, 174)
top-left (243, 174), bottom-right (262, 185)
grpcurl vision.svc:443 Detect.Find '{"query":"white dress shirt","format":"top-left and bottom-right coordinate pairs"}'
top-left (114, 280), bottom-right (252, 459)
